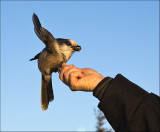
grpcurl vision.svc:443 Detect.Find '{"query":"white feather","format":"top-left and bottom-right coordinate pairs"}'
top-left (59, 44), bottom-right (74, 61)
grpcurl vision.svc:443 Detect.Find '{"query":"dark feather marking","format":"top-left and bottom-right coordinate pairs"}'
top-left (47, 78), bottom-right (54, 102)
top-left (32, 13), bottom-right (55, 52)
top-left (56, 38), bottom-right (72, 46)
top-left (30, 53), bottom-right (41, 61)
top-left (32, 13), bottom-right (41, 32)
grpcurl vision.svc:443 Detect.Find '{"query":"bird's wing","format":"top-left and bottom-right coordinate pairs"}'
top-left (29, 52), bottom-right (41, 61)
top-left (32, 13), bottom-right (55, 51)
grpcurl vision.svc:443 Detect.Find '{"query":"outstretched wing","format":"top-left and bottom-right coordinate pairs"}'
top-left (32, 13), bottom-right (55, 51)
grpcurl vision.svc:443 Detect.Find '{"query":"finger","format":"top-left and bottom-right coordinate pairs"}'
top-left (82, 68), bottom-right (97, 75)
top-left (63, 67), bottom-right (80, 85)
top-left (81, 68), bottom-right (103, 79)
top-left (58, 63), bottom-right (66, 73)
top-left (68, 71), bottom-right (84, 91)
top-left (59, 64), bottom-right (74, 82)
top-left (61, 62), bottom-right (66, 68)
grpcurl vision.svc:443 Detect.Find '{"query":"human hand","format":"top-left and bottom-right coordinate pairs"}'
top-left (59, 63), bottom-right (105, 91)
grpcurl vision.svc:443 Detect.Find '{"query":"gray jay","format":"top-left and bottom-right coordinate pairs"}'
top-left (30, 13), bottom-right (81, 111)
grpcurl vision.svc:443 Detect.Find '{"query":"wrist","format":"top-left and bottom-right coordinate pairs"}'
top-left (91, 76), bottom-right (105, 91)
top-left (93, 77), bottom-right (113, 101)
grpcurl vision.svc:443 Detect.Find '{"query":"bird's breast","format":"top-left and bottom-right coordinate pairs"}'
top-left (38, 50), bottom-right (63, 74)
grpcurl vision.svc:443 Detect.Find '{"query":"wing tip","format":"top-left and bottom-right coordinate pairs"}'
top-left (32, 12), bottom-right (42, 30)
top-left (32, 12), bottom-right (37, 22)
top-left (32, 12), bottom-right (37, 18)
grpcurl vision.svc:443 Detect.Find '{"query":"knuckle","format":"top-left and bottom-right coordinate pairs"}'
top-left (69, 71), bottom-right (74, 77)
top-left (64, 71), bottom-right (68, 78)
top-left (59, 73), bottom-right (63, 81)
top-left (68, 64), bottom-right (74, 67)
top-left (69, 71), bottom-right (76, 79)
top-left (63, 66), bottom-right (68, 71)
top-left (69, 80), bottom-right (79, 91)
top-left (62, 64), bottom-right (74, 72)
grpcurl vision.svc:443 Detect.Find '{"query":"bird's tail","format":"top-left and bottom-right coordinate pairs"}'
top-left (41, 74), bottom-right (54, 111)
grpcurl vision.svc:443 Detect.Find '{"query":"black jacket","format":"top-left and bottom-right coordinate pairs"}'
top-left (93, 74), bottom-right (160, 131)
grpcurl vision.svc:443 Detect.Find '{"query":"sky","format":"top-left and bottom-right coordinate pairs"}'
top-left (1, 1), bottom-right (159, 131)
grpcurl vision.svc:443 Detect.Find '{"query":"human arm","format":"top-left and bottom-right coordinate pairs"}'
top-left (59, 63), bottom-right (106, 91)
top-left (59, 63), bottom-right (160, 131)
top-left (97, 74), bottom-right (160, 131)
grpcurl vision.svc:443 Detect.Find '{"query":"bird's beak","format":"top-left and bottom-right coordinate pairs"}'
top-left (72, 45), bottom-right (81, 51)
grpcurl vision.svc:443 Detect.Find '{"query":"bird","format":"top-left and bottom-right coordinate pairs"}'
top-left (30, 13), bottom-right (81, 111)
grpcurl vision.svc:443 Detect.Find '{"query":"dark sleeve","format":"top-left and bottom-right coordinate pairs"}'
top-left (94, 74), bottom-right (160, 131)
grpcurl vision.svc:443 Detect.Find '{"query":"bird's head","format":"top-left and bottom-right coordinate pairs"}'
top-left (56, 38), bottom-right (81, 52)
top-left (56, 38), bottom-right (81, 61)
top-left (69, 40), bottom-right (81, 51)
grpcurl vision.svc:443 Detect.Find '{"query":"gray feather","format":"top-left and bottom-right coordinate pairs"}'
top-left (32, 13), bottom-right (55, 52)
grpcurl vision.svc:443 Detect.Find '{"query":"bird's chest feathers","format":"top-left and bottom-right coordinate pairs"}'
top-left (59, 45), bottom-right (73, 61)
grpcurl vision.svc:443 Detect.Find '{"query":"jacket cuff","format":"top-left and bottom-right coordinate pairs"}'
top-left (93, 77), bottom-right (113, 101)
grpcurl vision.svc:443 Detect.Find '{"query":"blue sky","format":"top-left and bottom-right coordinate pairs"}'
top-left (1, 1), bottom-right (159, 131)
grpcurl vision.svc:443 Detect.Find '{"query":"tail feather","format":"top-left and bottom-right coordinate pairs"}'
top-left (41, 75), bottom-right (49, 111)
top-left (41, 74), bottom-right (54, 111)
top-left (47, 78), bottom-right (54, 102)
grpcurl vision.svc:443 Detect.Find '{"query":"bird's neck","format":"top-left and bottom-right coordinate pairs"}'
top-left (59, 45), bottom-right (74, 62)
